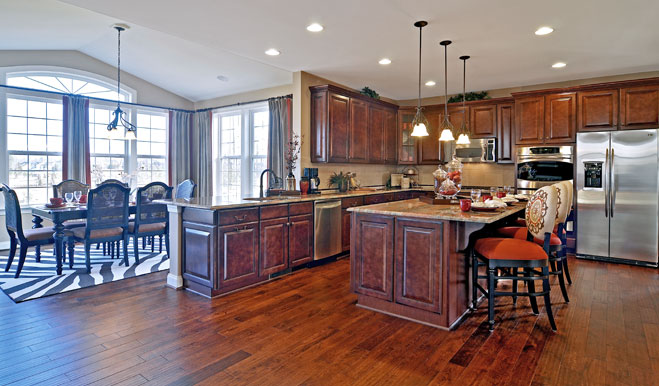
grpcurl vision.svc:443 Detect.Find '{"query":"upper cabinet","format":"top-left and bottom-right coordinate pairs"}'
top-left (497, 103), bottom-right (515, 163)
top-left (515, 96), bottom-right (545, 144)
top-left (310, 85), bottom-right (398, 164)
top-left (620, 85), bottom-right (659, 130)
top-left (470, 105), bottom-right (497, 138)
top-left (398, 109), bottom-right (417, 164)
top-left (544, 92), bottom-right (577, 143)
top-left (578, 89), bottom-right (619, 131)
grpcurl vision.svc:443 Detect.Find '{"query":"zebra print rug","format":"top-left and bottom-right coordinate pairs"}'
top-left (0, 240), bottom-right (169, 302)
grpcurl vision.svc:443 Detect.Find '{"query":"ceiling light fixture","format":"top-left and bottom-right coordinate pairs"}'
top-left (425, 80), bottom-right (436, 86)
top-left (216, 75), bottom-right (229, 82)
top-left (379, 58), bottom-right (392, 65)
top-left (535, 26), bottom-right (554, 36)
top-left (306, 23), bottom-right (324, 32)
top-left (107, 24), bottom-right (136, 141)
top-left (265, 48), bottom-right (280, 56)
top-left (456, 55), bottom-right (471, 145)
top-left (410, 21), bottom-right (429, 137)
top-left (552, 62), bottom-right (567, 68)
top-left (438, 40), bottom-right (455, 142)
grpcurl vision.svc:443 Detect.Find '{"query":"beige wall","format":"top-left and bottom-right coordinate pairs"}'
top-left (415, 164), bottom-right (515, 188)
top-left (193, 84), bottom-right (294, 110)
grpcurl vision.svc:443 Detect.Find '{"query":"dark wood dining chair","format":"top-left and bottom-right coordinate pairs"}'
top-left (96, 179), bottom-right (129, 256)
top-left (99, 179), bottom-right (129, 187)
top-left (175, 179), bottom-right (196, 199)
top-left (129, 182), bottom-right (172, 264)
top-left (1, 184), bottom-right (56, 278)
top-left (71, 183), bottom-right (130, 273)
top-left (52, 179), bottom-right (90, 199)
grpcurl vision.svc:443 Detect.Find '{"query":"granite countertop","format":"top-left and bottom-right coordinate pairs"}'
top-left (348, 200), bottom-right (526, 224)
top-left (155, 187), bottom-right (434, 210)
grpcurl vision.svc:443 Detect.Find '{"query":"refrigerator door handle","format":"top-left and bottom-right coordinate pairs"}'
top-left (611, 148), bottom-right (615, 218)
top-left (604, 148), bottom-right (609, 218)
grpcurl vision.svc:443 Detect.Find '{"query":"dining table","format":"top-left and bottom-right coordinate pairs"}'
top-left (31, 203), bottom-right (137, 275)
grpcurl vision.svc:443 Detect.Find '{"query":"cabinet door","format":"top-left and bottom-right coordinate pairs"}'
top-left (328, 93), bottom-right (350, 162)
top-left (398, 109), bottom-right (418, 164)
top-left (289, 214), bottom-right (313, 267)
top-left (310, 89), bottom-right (328, 162)
top-left (545, 92), bottom-right (577, 143)
top-left (218, 222), bottom-right (260, 290)
top-left (342, 209), bottom-right (351, 252)
top-left (620, 85), bottom-right (659, 130)
top-left (418, 108), bottom-right (442, 164)
top-left (577, 89), bottom-right (619, 131)
top-left (259, 217), bottom-right (289, 276)
top-left (395, 219), bottom-right (444, 313)
top-left (384, 109), bottom-right (398, 164)
top-left (351, 214), bottom-right (394, 300)
top-left (470, 105), bottom-right (496, 138)
top-left (496, 103), bottom-right (515, 163)
top-left (515, 96), bottom-right (545, 144)
top-left (182, 222), bottom-right (216, 288)
top-left (368, 105), bottom-right (385, 163)
top-left (349, 98), bottom-right (369, 162)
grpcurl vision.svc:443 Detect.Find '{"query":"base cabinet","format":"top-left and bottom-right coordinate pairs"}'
top-left (289, 214), bottom-right (313, 267)
top-left (351, 213), bottom-right (394, 301)
top-left (218, 222), bottom-right (261, 291)
top-left (182, 222), bottom-right (216, 288)
top-left (259, 218), bottom-right (289, 277)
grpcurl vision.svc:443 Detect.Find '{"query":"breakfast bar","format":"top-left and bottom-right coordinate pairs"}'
top-left (348, 200), bottom-right (525, 330)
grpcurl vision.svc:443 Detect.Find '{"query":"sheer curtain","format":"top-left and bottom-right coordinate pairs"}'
top-left (191, 111), bottom-right (212, 198)
top-left (268, 96), bottom-right (292, 183)
top-left (62, 95), bottom-right (91, 184)
top-left (168, 110), bottom-right (192, 187)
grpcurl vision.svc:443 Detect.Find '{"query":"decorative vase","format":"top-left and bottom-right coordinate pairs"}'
top-left (338, 181), bottom-right (348, 193)
top-left (285, 173), bottom-right (296, 191)
top-left (300, 177), bottom-right (310, 195)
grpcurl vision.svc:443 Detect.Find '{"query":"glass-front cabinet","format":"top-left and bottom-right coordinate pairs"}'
top-left (398, 109), bottom-right (417, 164)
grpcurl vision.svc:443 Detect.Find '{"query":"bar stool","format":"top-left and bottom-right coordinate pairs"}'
top-left (472, 185), bottom-right (559, 332)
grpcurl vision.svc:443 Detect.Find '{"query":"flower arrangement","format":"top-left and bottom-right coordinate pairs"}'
top-left (285, 133), bottom-right (302, 175)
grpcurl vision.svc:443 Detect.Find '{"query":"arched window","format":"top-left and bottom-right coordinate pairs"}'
top-left (6, 71), bottom-right (131, 102)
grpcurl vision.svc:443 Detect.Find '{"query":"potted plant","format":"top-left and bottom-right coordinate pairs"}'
top-left (328, 171), bottom-right (350, 192)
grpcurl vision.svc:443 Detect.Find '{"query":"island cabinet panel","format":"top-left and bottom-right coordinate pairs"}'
top-left (328, 93), bottom-right (350, 162)
top-left (342, 209), bottom-right (351, 252)
top-left (515, 96), bottom-right (545, 144)
top-left (182, 222), bottom-right (216, 288)
top-left (289, 214), bottom-right (313, 267)
top-left (349, 99), bottom-right (369, 162)
top-left (470, 105), bottom-right (497, 138)
top-left (368, 105), bottom-right (384, 163)
top-left (310, 90), bottom-right (328, 162)
top-left (620, 85), bottom-right (659, 130)
top-left (351, 214), bottom-right (394, 300)
top-left (577, 89), bottom-right (619, 131)
top-left (497, 103), bottom-right (515, 163)
top-left (544, 92), bottom-right (577, 143)
top-left (259, 217), bottom-right (289, 277)
top-left (394, 219), bottom-right (444, 313)
top-left (384, 108), bottom-right (398, 164)
top-left (217, 222), bottom-right (261, 291)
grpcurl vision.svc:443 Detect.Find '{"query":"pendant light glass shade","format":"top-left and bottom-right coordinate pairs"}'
top-left (107, 24), bottom-right (137, 141)
top-left (456, 133), bottom-right (470, 144)
top-left (438, 40), bottom-right (454, 142)
top-left (411, 21), bottom-right (429, 137)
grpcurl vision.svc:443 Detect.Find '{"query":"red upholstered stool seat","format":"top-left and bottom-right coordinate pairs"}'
top-left (474, 238), bottom-right (548, 261)
top-left (496, 226), bottom-right (562, 246)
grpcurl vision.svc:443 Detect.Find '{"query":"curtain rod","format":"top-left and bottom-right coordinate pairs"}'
top-left (0, 84), bottom-right (293, 114)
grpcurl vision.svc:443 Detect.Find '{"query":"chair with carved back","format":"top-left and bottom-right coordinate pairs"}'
top-left (52, 179), bottom-right (90, 200)
top-left (1, 184), bottom-right (56, 278)
top-left (95, 179), bottom-right (129, 256)
top-left (129, 182), bottom-right (172, 264)
top-left (175, 179), bottom-right (196, 200)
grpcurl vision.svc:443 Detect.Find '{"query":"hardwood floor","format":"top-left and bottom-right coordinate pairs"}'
top-left (0, 255), bottom-right (657, 386)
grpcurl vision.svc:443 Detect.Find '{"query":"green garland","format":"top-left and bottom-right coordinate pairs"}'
top-left (447, 91), bottom-right (489, 104)
top-left (360, 87), bottom-right (380, 100)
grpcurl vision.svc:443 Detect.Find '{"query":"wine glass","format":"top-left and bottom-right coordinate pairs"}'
top-left (470, 188), bottom-right (481, 203)
top-left (73, 190), bottom-right (82, 205)
top-left (64, 192), bottom-right (74, 206)
top-left (490, 187), bottom-right (497, 198)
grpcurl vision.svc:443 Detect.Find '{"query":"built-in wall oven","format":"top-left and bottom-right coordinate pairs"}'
top-left (516, 145), bottom-right (574, 194)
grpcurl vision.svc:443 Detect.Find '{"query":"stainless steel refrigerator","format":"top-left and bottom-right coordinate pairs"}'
top-left (576, 129), bottom-right (659, 267)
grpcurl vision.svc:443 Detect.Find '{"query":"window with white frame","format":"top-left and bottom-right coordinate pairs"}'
top-left (136, 112), bottom-right (168, 185)
top-left (212, 102), bottom-right (269, 200)
top-left (7, 73), bottom-right (130, 102)
top-left (89, 105), bottom-right (129, 185)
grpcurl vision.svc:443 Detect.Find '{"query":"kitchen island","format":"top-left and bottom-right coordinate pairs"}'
top-left (348, 200), bottom-right (525, 330)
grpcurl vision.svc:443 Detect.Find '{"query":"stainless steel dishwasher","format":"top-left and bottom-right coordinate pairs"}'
top-left (313, 199), bottom-right (342, 260)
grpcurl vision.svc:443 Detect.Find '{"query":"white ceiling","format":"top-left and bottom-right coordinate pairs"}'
top-left (3, 0), bottom-right (659, 102)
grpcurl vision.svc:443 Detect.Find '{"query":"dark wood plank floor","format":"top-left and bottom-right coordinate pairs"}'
top-left (0, 255), bottom-right (657, 386)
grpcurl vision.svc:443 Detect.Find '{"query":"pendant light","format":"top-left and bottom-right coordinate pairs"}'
top-left (410, 21), bottom-right (429, 137)
top-left (438, 40), bottom-right (455, 142)
top-left (107, 24), bottom-right (137, 140)
top-left (456, 55), bottom-right (471, 145)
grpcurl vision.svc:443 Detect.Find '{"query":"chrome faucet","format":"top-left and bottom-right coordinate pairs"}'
top-left (259, 169), bottom-right (281, 199)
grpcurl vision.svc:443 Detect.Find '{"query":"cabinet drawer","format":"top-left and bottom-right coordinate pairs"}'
top-left (363, 193), bottom-right (394, 205)
top-left (289, 202), bottom-right (313, 216)
top-left (218, 207), bottom-right (259, 225)
top-left (342, 196), bottom-right (364, 209)
top-left (260, 204), bottom-right (288, 220)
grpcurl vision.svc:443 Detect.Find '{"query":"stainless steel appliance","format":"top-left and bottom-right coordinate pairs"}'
top-left (452, 138), bottom-right (497, 163)
top-left (576, 130), bottom-right (658, 267)
top-left (516, 145), bottom-right (574, 194)
top-left (314, 199), bottom-right (342, 260)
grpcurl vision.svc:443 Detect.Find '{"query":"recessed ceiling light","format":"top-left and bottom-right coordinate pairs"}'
top-left (425, 80), bottom-right (436, 86)
top-left (535, 26), bottom-right (554, 36)
top-left (306, 23), bottom-right (323, 32)
top-left (265, 48), bottom-right (280, 56)
top-left (552, 62), bottom-right (567, 68)
top-left (379, 58), bottom-right (392, 65)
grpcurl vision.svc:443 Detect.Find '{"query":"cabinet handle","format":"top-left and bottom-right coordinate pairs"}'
top-left (234, 214), bottom-right (247, 221)
top-left (234, 225), bottom-right (250, 233)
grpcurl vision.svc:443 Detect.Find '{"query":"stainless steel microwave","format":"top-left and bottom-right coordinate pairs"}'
top-left (453, 138), bottom-right (497, 163)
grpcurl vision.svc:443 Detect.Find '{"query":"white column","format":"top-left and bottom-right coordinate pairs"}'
top-left (166, 204), bottom-right (184, 289)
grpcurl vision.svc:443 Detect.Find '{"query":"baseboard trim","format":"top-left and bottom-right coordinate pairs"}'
top-left (166, 273), bottom-right (183, 289)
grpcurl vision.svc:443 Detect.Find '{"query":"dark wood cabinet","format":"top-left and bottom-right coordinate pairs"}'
top-left (395, 219), bottom-right (444, 313)
top-left (289, 214), bottom-right (313, 267)
top-left (470, 105), bottom-right (496, 138)
top-left (342, 209), bottom-right (351, 252)
top-left (497, 103), bottom-right (514, 163)
top-left (327, 93), bottom-right (350, 162)
top-left (384, 108), bottom-right (397, 164)
top-left (310, 90), bottom-right (328, 162)
top-left (218, 222), bottom-right (260, 291)
top-left (259, 217), bottom-right (288, 277)
top-left (182, 221), bottom-right (216, 288)
top-left (368, 105), bottom-right (384, 163)
top-left (578, 89), bottom-right (619, 131)
top-left (398, 109), bottom-right (418, 164)
top-left (418, 108), bottom-right (442, 164)
top-left (515, 96), bottom-right (545, 145)
top-left (620, 85), bottom-right (659, 130)
top-left (363, 193), bottom-right (394, 205)
top-left (351, 213), bottom-right (394, 301)
top-left (544, 92), bottom-right (576, 143)
top-left (349, 98), bottom-right (369, 162)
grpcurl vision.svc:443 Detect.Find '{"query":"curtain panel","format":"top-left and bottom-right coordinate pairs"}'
top-left (62, 95), bottom-right (91, 184)
top-left (168, 110), bottom-right (192, 187)
top-left (191, 111), bottom-right (213, 198)
top-left (268, 96), bottom-right (292, 184)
